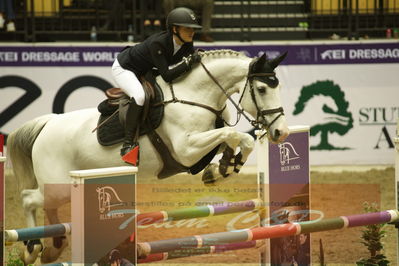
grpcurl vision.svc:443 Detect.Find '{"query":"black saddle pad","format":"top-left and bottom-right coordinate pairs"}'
top-left (96, 79), bottom-right (164, 146)
top-left (96, 74), bottom-right (224, 177)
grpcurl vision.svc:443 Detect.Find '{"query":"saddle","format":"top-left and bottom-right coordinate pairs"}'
top-left (96, 73), bottom-right (223, 179)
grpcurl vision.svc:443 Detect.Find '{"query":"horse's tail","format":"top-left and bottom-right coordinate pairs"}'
top-left (7, 114), bottom-right (56, 190)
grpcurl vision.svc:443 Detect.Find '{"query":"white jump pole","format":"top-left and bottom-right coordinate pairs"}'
top-left (395, 118), bottom-right (399, 264)
top-left (256, 125), bottom-right (311, 265)
top-left (1, 134), bottom-right (5, 266)
top-left (70, 166), bottom-right (137, 265)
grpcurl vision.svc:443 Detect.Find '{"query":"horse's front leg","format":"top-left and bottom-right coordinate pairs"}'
top-left (202, 131), bottom-right (254, 185)
top-left (173, 127), bottom-right (241, 165)
top-left (218, 131), bottom-right (254, 176)
top-left (173, 127), bottom-right (254, 185)
top-left (232, 131), bottom-right (255, 173)
top-left (40, 208), bottom-right (68, 264)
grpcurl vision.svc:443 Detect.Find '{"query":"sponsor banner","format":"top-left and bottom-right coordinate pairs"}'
top-left (1, 42), bottom-right (398, 165)
top-left (278, 64), bottom-right (398, 165)
top-left (0, 41), bottom-right (398, 66)
top-left (0, 46), bottom-right (119, 67)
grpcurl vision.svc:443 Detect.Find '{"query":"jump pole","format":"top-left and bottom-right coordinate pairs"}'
top-left (4, 199), bottom-right (263, 242)
top-left (136, 198), bottom-right (263, 225)
top-left (1, 134), bottom-right (5, 265)
top-left (137, 210), bottom-right (399, 256)
top-left (395, 118), bottom-right (399, 263)
top-left (138, 240), bottom-right (262, 263)
top-left (256, 125), bottom-right (310, 265)
top-left (70, 166), bottom-right (137, 265)
top-left (5, 223), bottom-right (72, 242)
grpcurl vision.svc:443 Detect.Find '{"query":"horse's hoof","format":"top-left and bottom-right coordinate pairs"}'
top-left (21, 241), bottom-right (42, 265)
top-left (202, 163), bottom-right (218, 186)
top-left (40, 237), bottom-right (68, 263)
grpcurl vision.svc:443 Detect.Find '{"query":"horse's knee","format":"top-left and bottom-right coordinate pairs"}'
top-left (238, 133), bottom-right (254, 150)
top-left (222, 128), bottom-right (240, 148)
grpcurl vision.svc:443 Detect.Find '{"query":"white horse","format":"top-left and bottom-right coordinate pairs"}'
top-left (7, 49), bottom-right (289, 264)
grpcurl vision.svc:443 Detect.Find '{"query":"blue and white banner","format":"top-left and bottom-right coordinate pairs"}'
top-left (1, 41), bottom-right (398, 165)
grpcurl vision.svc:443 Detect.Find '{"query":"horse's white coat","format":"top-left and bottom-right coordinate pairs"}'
top-left (7, 50), bottom-right (289, 263)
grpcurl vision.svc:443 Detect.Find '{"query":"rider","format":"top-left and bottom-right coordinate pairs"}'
top-left (112, 7), bottom-right (202, 165)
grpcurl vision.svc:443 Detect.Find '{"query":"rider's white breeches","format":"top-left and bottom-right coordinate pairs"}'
top-left (112, 59), bottom-right (145, 106)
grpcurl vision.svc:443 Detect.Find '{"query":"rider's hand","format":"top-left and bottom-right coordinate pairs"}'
top-left (186, 51), bottom-right (201, 68)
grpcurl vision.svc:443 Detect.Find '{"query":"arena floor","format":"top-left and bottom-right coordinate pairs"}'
top-left (4, 164), bottom-right (397, 265)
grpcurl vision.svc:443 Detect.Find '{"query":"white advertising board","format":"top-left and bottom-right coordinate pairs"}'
top-left (1, 41), bottom-right (398, 165)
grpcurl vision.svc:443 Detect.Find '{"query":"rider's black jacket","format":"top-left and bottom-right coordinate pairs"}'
top-left (117, 31), bottom-right (194, 82)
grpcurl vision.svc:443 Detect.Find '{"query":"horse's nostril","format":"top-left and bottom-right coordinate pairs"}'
top-left (274, 129), bottom-right (281, 140)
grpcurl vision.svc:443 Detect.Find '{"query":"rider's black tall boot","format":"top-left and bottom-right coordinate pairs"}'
top-left (120, 98), bottom-right (143, 165)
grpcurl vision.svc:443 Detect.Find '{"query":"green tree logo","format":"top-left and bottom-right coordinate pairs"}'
top-left (293, 80), bottom-right (353, 150)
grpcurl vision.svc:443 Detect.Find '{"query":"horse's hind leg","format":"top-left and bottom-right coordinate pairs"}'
top-left (20, 189), bottom-right (44, 265)
top-left (40, 208), bottom-right (68, 264)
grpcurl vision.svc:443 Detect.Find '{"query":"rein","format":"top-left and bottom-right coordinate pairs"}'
top-left (153, 84), bottom-right (226, 119)
top-left (200, 61), bottom-right (284, 131)
top-left (200, 62), bottom-right (255, 127)
top-left (154, 58), bottom-right (284, 131)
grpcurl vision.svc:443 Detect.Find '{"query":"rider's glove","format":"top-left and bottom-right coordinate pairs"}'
top-left (185, 51), bottom-right (201, 69)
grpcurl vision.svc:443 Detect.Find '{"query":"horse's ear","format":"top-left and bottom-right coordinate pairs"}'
top-left (269, 51), bottom-right (288, 70)
top-left (251, 53), bottom-right (267, 72)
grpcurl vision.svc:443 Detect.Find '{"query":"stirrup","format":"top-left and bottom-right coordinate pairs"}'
top-left (121, 145), bottom-right (140, 166)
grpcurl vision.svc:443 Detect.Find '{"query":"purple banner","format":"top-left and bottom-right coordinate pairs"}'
top-left (0, 46), bottom-right (119, 67)
top-left (267, 130), bottom-right (311, 265)
top-left (0, 42), bottom-right (398, 66)
top-left (269, 131), bottom-right (310, 185)
top-left (213, 42), bottom-right (399, 65)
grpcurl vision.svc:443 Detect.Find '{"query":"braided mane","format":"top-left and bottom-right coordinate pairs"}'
top-left (199, 49), bottom-right (249, 61)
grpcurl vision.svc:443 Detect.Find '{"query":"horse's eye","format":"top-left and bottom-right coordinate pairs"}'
top-left (258, 86), bottom-right (266, 94)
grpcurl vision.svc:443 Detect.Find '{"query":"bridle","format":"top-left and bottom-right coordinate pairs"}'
top-left (156, 58), bottom-right (285, 133)
top-left (200, 60), bottom-right (285, 131)
top-left (246, 72), bottom-right (285, 130)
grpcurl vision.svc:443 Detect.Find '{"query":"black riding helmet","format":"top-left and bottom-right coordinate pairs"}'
top-left (166, 7), bottom-right (202, 30)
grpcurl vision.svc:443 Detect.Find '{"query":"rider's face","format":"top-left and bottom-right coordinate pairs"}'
top-left (174, 26), bottom-right (195, 43)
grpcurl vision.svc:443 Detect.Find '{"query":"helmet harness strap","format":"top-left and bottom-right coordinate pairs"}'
top-left (173, 26), bottom-right (186, 44)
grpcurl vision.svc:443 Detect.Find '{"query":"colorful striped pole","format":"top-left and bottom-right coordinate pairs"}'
top-left (5, 223), bottom-right (71, 242)
top-left (42, 263), bottom-right (71, 266)
top-left (5, 199), bottom-right (262, 242)
top-left (1, 134), bottom-right (4, 266)
top-left (136, 198), bottom-right (263, 225)
top-left (395, 135), bottom-right (399, 260)
top-left (138, 210), bottom-right (399, 256)
top-left (138, 240), bottom-right (261, 263)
